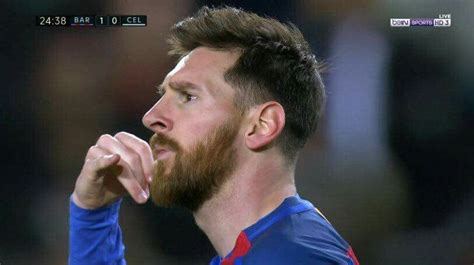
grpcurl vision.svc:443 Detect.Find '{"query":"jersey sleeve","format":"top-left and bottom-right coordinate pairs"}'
top-left (69, 196), bottom-right (126, 265)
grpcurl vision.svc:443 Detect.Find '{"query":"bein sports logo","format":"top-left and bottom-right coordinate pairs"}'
top-left (390, 14), bottom-right (451, 27)
top-left (390, 18), bottom-right (410, 27)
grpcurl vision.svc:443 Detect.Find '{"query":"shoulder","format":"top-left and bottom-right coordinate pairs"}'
top-left (242, 209), bottom-right (354, 265)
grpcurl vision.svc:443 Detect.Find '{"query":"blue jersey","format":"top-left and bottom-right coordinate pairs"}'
top-left (69, 195), bottom-right (359, 265)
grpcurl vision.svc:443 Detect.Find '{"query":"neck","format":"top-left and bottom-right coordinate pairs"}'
top-left (193, 157), bottom-right (297, 257)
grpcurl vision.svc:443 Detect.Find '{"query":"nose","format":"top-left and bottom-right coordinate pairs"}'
top-left (142, 99), bottom-right (173, 133)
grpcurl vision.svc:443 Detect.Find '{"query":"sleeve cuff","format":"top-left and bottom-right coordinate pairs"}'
top-left (70, 195), bottom-right (122, 222)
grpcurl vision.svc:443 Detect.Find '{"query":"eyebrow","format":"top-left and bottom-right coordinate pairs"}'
top-left (156, 80), bottom-right (202, 95)
top-left (156, 84), bottom-right (165, 96)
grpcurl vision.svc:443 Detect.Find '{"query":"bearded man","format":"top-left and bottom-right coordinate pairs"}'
top-left (69, 6), bottom-right (359, 265)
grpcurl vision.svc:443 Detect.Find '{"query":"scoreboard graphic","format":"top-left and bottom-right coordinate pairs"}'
top-left (36, 15), bottom-right (147, 27)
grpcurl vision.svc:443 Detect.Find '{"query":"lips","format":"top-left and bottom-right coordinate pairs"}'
top-left (153, 146), bottom-right (172, 161)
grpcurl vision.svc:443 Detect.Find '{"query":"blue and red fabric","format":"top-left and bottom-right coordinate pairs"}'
top-left (210, 195), bottom-right (359, 265)
top-left (69, 194), bottom-right (359, 265)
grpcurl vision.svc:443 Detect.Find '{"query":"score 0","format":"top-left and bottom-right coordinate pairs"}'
top-left (110, 16), bottom-right (121, 26)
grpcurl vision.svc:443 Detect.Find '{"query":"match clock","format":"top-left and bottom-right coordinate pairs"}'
top-left (36, 16), bottom-right (68, 26)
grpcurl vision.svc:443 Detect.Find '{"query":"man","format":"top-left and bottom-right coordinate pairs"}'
top-left (69, 6), bottom-right (359, 265)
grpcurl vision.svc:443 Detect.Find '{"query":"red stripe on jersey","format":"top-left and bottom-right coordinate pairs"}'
top-left (221, 232), bottom-right (252, 265)
top-left (347, 247), bottom-right (360, 265)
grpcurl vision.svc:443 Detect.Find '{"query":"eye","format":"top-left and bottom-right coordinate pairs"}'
top-left (180, 92), bottom-right (197, 103)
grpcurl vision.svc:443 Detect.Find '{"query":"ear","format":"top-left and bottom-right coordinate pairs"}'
top-left (245, 102), bottom-right (285, 151)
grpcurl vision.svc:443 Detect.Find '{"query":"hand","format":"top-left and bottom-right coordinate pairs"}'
top-left (72, 132), bottom-right (154, 209)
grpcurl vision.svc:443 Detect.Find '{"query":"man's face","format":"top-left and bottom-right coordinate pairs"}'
top-left (142, 47), bottom-right (243, 211)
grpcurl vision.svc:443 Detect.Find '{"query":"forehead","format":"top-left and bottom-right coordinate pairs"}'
top-left (164, 47), bottom-right (240, 95)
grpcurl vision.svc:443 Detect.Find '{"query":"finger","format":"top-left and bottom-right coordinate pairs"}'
top-left (97, 134), bottom-right (148, 191)
top-left (115, 132), bottom-right (154, 183)
top-left (95, 154), bottom-right (121, 171)
top-left (82, 153), bottom-right (121, 180)
top-left (86, 145), bottom-right (110, 161)
top-left (82, 153), bottom-right (149, 203)
top-left (116, 162), bottom-right (149, 204)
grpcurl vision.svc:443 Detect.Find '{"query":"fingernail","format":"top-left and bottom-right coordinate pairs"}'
top-left (148, 175), bottom-right (153, 182)
top-left (105, 154), bottom-right (116, 159)
top-left (140, 190), bottom-right (148, 202)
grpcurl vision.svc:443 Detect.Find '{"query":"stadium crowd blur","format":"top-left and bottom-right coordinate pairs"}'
top-left (1, 0), bottom-right (473, 264)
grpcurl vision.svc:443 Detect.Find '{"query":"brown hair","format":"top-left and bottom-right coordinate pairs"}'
top-left (168, 6), bottom-right (325, 161)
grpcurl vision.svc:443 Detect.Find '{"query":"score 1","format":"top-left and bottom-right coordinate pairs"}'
top-left (96, 15), bottom-right (109, 26)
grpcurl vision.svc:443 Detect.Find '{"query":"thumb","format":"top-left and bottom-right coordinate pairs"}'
top-left (96, 154), bottom-right (121, 170)
top-left (85, 154), bottom-right (121, 180)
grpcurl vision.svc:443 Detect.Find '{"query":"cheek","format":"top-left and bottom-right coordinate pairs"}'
top-left (174, 101), bottom-right (237, 148)
top-left (175, 120), bottom-right (211, 149)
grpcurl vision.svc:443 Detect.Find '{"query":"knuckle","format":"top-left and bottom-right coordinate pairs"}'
top-left (87, 145), bottom-right (98, 153)
top-left (84, 151), bottom-right (96, 162)
top-left (114, 131), bottom-right (127, 138)
top-left (98, 134), bottom-right (112, 143)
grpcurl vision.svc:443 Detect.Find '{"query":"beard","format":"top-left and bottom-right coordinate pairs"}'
top-left (149, 116), bottom-right (241, 212)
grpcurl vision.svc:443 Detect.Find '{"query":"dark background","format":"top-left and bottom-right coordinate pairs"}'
top-left (1, 0), bottom-right (473, 264)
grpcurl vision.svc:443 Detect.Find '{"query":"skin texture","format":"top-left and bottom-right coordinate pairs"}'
top-left (72, 47), bottom-right (297, 257)
top-left (72, 132), bottom-right (153, 209)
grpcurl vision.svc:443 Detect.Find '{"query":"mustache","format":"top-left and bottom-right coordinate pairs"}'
top-left (149, 133), bottom-right (182, 153)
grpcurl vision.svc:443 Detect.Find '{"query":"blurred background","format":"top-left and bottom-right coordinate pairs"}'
top-left (1, 0), bottom-right (473, 264)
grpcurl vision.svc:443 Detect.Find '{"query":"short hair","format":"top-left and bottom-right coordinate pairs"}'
top-left (167, 6), bottom-right (326, 161)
